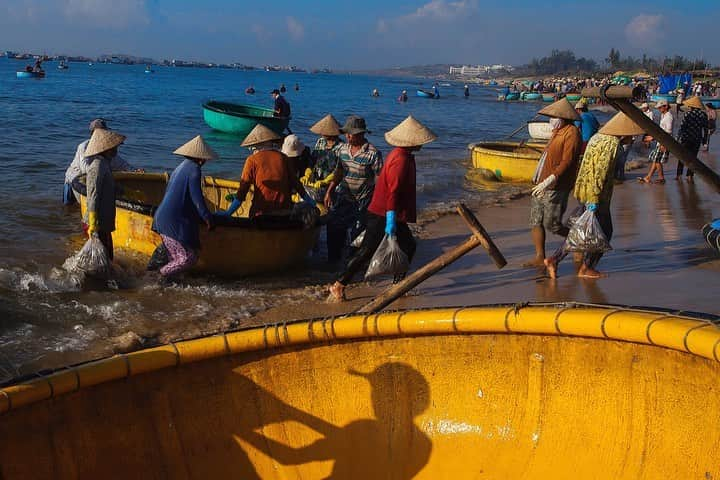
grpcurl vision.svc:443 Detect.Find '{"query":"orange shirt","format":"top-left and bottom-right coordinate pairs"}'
top-left (241, 149), bottom-right (293, 217)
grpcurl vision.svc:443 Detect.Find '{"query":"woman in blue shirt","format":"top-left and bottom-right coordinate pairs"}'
top-left (574, 101), bottom-right (600, 152)
top-left (152, 136), bottom-right (216, 277)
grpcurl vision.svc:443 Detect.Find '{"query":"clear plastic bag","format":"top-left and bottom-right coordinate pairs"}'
top-left (564, 205), bottom-right (585, 229)
top-left (350, 230), bottom-right (365, 248)
top-left (564, 210), bottom-right (612, 253)
top-left (72, 234), bottom-right (111, 277)
top-left (365, 234), bottom-right (409, 280)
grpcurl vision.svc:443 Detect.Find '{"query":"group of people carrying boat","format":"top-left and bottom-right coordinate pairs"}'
top-left (63, 112), bottom-right (436, 301)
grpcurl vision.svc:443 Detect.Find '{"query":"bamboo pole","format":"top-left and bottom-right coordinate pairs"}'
top-left (580, 86), bottom-right (640, 99)
top-left (357, 204), bottom-right (506, 314)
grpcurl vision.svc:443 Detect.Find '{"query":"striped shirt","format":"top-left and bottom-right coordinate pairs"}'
top-left (334, 142), bottom-right (383, 203)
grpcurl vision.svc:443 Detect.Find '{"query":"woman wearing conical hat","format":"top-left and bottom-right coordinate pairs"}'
top-left (328, 115), bottom-right (436, 301)
top-left (83, 128), bottom-right (127, 260)
top-left (219, 124), bottom-right (314, 218)
top-left (305, 114), bottom-right (344, 201)
top-left (676, 96), bottom-right (708, 180)
top-left (545, 112), bottom-right (645, 279)
top-left (152, 136), bottom-right (217, 278)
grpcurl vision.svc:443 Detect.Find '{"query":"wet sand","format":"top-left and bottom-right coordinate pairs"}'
top-left (250, 146), bottom-right (720, 322)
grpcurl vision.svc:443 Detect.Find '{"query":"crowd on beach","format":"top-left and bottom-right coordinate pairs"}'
top-left (62, 88), bottom-right (436, 301)
top-left (61, 80), bottom-right (716, 300)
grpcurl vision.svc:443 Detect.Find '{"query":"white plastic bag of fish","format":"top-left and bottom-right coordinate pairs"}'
top-left (71, 234), bottom-right (112, 277)
top-left (564, 209), bottom-right (612, 253)
top-left (351, 230), bottom-right (366, 248)
top-left (365, 234), bottom-right (409, 280)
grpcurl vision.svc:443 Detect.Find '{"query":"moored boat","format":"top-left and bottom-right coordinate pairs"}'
top-left (701, 97), bottom-right (720, 109)
top-left (16, 70), bottom-right (45, 79)
top-left (565, 93), bottom-right (582, 102)
top-left (71, 172), bottom-right (320, 276)
top-left (498, 92), bottom-right (520, 101)
top-left (527, 121), bottom-right (553, 141)
top-left (203, 101), bottom-right (289, 136)
top-left (416, 89), bottom-right (435, 98)
top-left (542, 92), bottom-right (556, 102)
top-left (2, 303), bottom-right (720, 478)
top-left (521, 92), bottom-right (542, 101)
top-left (469, 141), bottom-right (544, 182)
top-left (651, 93), bottom-right (676, 104)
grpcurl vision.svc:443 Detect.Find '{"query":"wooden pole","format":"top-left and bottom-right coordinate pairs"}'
top-left (580, 86), bottom-right (640, 100)
top-left (357, 204), bottom-right (506, 314)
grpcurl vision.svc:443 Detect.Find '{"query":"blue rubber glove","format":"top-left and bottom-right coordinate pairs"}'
top-left (217, 198), bottom-right (241, 217)
top-left (385, 210), bottom-right (396, 236)
top-left (586, 203), bottom-right (598, 212)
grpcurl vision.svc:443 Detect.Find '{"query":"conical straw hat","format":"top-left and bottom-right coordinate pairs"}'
top-left (538, 98), bottom-right (581, 121)
top-left (84, 129), bottom-right (126, 157)
top-left (384, 115), bottom-right (437, 147)
top-left (682, 95), bottom-right (704, 109)
top-left (240, 123), bottom-right (282, 147)
top-left (598, 112), bottom-right (645, 136)
top-left (173, 135), bottom-right (218, 161)
top-left (310, 114), bottom-right (341, 136)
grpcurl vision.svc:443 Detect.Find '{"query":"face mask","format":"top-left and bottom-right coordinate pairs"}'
top-left (549, 118), bottom-right (564, 130)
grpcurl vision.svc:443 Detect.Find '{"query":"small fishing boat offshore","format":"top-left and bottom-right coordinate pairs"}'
top-left (16, 70), bottom-right (45, 79)
top-left (203, 101), bottom-right (289, 136)
top-left (71, 172), bottom-right (322, 276)
top-left (416, 89), bottom-right (435, 99)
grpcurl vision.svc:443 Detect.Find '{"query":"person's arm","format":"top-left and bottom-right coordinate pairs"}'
top-left (221, 157), bottom-right (255, 216)
top-left (384, 156), bottom-right (406, 214)
top-left (188, 166), bottom-right (213, 229)
top-left (324, 164), bottom-right (344, 208)
top-left (241, 430), bottom-right (332, 465)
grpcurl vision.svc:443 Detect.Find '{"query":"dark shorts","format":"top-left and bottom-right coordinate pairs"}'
top-left (529, 189), bottom-right (570, 234)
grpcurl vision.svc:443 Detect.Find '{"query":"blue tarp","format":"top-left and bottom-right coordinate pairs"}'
top-left (657, 73), bottom-right (692, 94)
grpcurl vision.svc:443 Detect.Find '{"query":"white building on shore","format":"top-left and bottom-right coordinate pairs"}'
top-left (449, 64), bottom-right (514, 76)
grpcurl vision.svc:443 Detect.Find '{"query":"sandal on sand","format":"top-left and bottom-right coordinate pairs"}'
top-left (653, 179), bottom-right (666, 184)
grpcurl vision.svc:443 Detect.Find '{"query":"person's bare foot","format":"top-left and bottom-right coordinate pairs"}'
top-left (578, 266), bottom-right (607, 279)
top-left (522, 258), bottom-right (545, 268)
top-left (326, 281), bottom-right (346, 302)
top-left (544, 258), bottom-right (558, 279)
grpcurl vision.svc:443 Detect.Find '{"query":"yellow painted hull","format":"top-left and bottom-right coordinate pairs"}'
top-left (469, 141), bottom-right (545, 182)
top-left (76, 172), bottom-right (320, 276)
top-left (2, 304), bottom-right (720, 479)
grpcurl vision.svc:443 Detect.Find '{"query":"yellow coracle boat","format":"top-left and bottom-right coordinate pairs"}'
top-left (73, 172), bottom-right (320, 276)
top-left (2, 303), bottom-right (720, 479)
top-left (469, 141), bottom-right (545, 182)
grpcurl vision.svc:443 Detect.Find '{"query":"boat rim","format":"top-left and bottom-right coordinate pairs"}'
top-left (202, 100), bottom-right (289, 121)
top-left (71, 171), bottom-right (321, 230)
top-left (468, 141), bottom-right (546, 159)
top-left (2, 301), bottom-right (719, 415)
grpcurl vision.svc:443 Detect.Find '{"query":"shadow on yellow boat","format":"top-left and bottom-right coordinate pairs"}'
top-left (1, 303), bottom-right (719, 478)
top-left (72, 172), bottom-right (321, 276)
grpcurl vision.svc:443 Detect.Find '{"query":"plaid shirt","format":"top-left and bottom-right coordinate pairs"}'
top-left (334, 142), bottom-right (383, 203)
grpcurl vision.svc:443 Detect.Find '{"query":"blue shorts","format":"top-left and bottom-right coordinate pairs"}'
top-left (63, 182), bottom-right (76, 205)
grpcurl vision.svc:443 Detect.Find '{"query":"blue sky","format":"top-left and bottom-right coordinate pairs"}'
top-left (1, 0), bottom-right (718, 68)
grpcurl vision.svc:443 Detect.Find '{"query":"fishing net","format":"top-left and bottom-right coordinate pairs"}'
top-left (564, 210), bottom-right (612, 254)
top-left (365, 234), bottom-right (409, 280)
top-left (69, 234), bottom-right (112, 278)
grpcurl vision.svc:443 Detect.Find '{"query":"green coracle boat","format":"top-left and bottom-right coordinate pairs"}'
top-left (202, 101), bottom-right (290, 136)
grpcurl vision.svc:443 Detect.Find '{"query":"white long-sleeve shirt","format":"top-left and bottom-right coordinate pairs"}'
top-left (64, 139), bottom-right (133, 183)
top-left (659, 111), bottom-right (674, 135)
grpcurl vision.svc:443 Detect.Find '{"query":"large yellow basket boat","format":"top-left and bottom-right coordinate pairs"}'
top-left (73, 172), bottom-right (320, 276)
top-left (1, 303), bottom-right (719, 479)
top-left (469, 141), bottom-right (545, 183)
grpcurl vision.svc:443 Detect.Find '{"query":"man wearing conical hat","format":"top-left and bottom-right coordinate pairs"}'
top-left (63, 119), bottom-right (139, 205)
top-left (83, 128), bottom-right (127, 259)
top-left (305, 114), bottom-right (344, 201)
top-left (151, 136), bottom-right (217, 278)
top-left (526, 98), bottom-right (582, 268)
top-left (220, 124), bottom-right (313, 218)
top-left (545, 112), bottom-right (645, 279)
top-left (329, 115), bottom-right (436, 301)
top-left (676, 96), bottom-right (708, 180)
